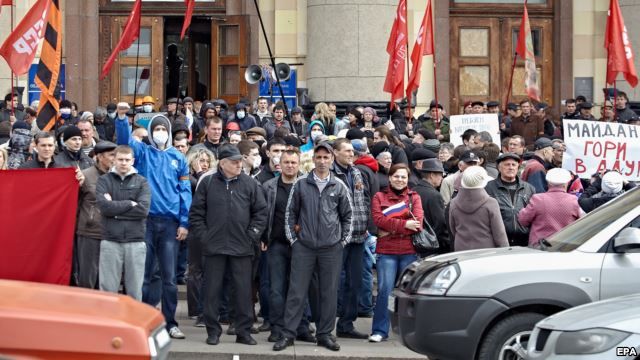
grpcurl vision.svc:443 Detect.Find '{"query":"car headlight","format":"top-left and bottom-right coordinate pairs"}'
top-left (555, 328), bottom-right (630, 354)
top-left (415, 263), bottom-right (459, 295)
top-left (149, 327), bottom-right (171, 360)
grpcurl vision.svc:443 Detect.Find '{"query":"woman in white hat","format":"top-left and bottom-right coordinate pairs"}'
top-left (449, 166), bottom-right (509, 251)
top-left (518, 168), bottom-right (584, 247)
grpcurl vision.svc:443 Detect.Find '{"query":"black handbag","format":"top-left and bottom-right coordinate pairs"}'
top-left (408, 193), bottom-right (439, 252)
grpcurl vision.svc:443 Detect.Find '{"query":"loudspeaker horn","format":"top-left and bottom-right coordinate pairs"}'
top-left (244, 65), bottom-right (263, 84)
top-left (272, 63), bottom-right (291, 81)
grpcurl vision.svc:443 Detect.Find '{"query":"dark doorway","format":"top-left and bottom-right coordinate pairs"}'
top-left (163, 17), bottom-right (211, 102)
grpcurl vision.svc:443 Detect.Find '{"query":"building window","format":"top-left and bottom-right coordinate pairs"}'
top-left (123, 28), bottom-right (152, 57)
top-left (121, 66), bottom-right (151, 95)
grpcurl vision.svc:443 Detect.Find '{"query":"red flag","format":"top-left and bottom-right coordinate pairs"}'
top-left (406, 0), bottom-right (434, 105)
top-left (100, 0), bottom-right (142, 80)
top-left (515, 4), bottom-right (540, 101)
top-left (180, 0), bottom-right (195, 40)
top-left (604, 0), bottom-right (637, 87)
top-left (0, 0), bottom-right (11, 14)
top-left (383, 0), bottom-right (408, 107)
top-left (0, 0), bottom-right (49, 75)
top-left (0, 169), bottom-right (79, 285)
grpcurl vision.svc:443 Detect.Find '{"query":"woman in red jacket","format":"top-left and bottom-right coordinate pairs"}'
top-left (368, 163), bottom-right (423, 342)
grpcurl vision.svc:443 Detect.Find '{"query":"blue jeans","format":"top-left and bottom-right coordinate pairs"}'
top-left (337, 242), bottom-right (364, 333)
top-left (176, 240), bottom-right (188, 281)
top-left (359, 246), bottom-right (375, 314)
top-left (371, 254), bottom-right (417, 338)
top-left (142, 216), bottom-right (180, 329)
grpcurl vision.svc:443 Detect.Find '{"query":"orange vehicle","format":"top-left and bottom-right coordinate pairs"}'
top-left (0, 279), bottom-right (170, 359)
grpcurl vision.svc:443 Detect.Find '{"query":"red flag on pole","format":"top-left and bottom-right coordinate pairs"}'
top-left (0, 0), bottom-right (12, 14)
top-left (180, 0), bottom-right (195, 40)
top-left (0, 0), bottom-right (49, 75)
top-left (383, 0), bottom-right (408, 108)
top-left (604, 0), bottom-right (637, 87)
top-left (406, 0), bottom-right (434, 106)
top-left (100, 0), bottom-right (142, 80)
top-left (515, 3), bottom-right (540, 101)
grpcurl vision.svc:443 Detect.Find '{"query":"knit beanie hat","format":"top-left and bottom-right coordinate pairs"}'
top-left (12, 121), bottom-right (30, 131)
top-left (546, 168), bottom-right (571, 186)
top-left (63, 126), bottom-right (82, 142)
top-left (461, 166), bottom-right (489, 189)
top-left (601, 171), bottom-right (624, 194)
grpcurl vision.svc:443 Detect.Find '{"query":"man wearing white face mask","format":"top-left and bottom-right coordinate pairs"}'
top-left (115, 113), bottom-right (192, 340)
top-left (142, 96), bottom-right (155, 113)
top-left (233, 103), bottom-right (257, 131)
top-left (256, 138), bottom-right (287, 184)
top-left (238, 140), bottom-right (262, 177)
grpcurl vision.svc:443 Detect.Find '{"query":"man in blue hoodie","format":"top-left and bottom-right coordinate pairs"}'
top-left (115, 112), bottom-right (192, 339)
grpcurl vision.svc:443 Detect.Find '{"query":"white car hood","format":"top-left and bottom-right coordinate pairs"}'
top-left (537, 294), bottom-right (640, 333)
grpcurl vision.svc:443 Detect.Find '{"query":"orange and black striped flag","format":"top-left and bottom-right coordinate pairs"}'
top-left (35, 0), bottom-right (62, 132)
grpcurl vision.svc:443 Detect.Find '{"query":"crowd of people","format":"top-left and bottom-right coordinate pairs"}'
top-left (0, 91), bottom-right (638, 350)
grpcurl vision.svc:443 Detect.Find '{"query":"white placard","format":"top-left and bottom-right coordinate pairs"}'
top-left (562, 120), bottom-right (640, 180)
top-left (449, 114), bottom-right (501, 148)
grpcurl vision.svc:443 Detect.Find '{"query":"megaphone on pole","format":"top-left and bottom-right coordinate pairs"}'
top-left (244, 65), bottom-right (263, 84)
top-left (272, 63), bottom-right (291, 81)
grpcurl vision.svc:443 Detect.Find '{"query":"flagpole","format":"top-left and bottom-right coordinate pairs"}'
top-left (430, 1), bottom-right (439, 130)
top-left (10, 1), bottom-right (14, 116)
top-left (132, 37), bottom-right (140, 114)
top-left (406, 25), bottom-right (411, 116)
top-left (504, 53), bottom-right (517, 116)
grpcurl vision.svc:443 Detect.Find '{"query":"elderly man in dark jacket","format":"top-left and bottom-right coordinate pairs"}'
top-left (189, 145), bottom-right (268, 347)
top-left (485, 153), bottom-right (535, 247)
top-left (273, 142), bottom-right (353, 352)
top-left (96, 145), bottom-right (151, 301)
top-left (413, 158), bottom-right (450, 254)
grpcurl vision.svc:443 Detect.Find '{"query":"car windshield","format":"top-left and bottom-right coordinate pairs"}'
top-left (544, 187), bottom-right (640, 252)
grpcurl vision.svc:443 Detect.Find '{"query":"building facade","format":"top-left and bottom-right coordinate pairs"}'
top-left (0, 0), bottom-right (638, 114)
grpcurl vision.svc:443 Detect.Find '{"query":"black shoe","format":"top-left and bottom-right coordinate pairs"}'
top-left (236, 335), bottom-right (257, 345)
top-left (317, 336), bottom-right (340, 351)
top-left (177, 278), bottom-right (187, 285)
top-left (296, 332), bottom-right (317, 343)
top-left (258, 322), bottom-right (271, 332)
top-left (194, 316), bottom-right (205, 328)
top-left (250, 326), bottom-right (260, 334)
top-left (219, 317), bottom-right (230, 325)
top-left (226, 325), bottom-right (236, 336)
top-left (205, 334), bottom-right (220, 345)
top-left (273, 337), bottom-right (294, 351)
top-left (337, 329), bottom-right (368, 339)
top-left (268, 332), bottom-right (283, 342)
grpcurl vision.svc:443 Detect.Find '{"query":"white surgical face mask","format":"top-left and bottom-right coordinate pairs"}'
top-left (153, 131), bottom-right (169, 145)
top-left (272, 156), bottom-right (280, 166)
top-left (252, 156), bottom-right (262, 169)
top-left (311, 130), bottom-right (323, 140)
top-left (60, 108), bottom-right (71, 115)
top-left (108, 112), bottom-right (116, 119)
top-left (143, 105), bottom-right (153, 113)
top-left (236, 111), bottom-right (245, 120)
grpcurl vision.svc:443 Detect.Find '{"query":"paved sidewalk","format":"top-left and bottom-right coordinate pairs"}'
top-left (168, 296), bottom-right (425, 360)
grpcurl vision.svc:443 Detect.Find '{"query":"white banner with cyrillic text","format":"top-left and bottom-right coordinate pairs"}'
top-left (449, 114), bottom-right (501, 148)
top-left (562, 120), bottom-right (640, 180)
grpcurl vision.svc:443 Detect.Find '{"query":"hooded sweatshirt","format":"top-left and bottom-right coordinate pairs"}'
top-left (115, 114), bottom-right (192, 228)
top-left (300, 120), bottom-right (326, 153)
top-left (449, 188), bottom-right (509, 251)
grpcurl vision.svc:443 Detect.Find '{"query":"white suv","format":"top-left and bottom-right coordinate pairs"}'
top-left (390, 187), bottom-right (640, 360)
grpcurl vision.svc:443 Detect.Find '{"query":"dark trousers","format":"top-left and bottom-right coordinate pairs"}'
top-left (176, 240), bottom-right (188, 281)
top-left (282, 241), bottom-right (343, 339)
top-left (76, 235), bottom-right (101, 289)
top-left (203, 255), bottom-right (253, 338)
top-left (258, 250), bottom-right (270, 322)
top-left (337, 242), bottom-right (364, 333)
top-left (268, 241), bottom-right (310, 336)
top-left (186, 233), bottom-right (203, 317)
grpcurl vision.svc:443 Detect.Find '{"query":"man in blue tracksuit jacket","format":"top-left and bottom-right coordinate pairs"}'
top-left (116, 111), bottom-right (192, 339)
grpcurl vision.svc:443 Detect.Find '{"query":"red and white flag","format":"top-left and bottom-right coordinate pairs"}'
top-left (604, 0), bottom-right (637, 87)
top-left (0, 0), bottom-right (12, 14)
top-left (383, 0), bottom-right (408, 108)
top-left (101, 0), bottom-right (142, 80)
top-left (515, 4), bottom-right (540, 101)
top-left (0, 0), bottom-right (50, 75)
top-left (406, 0), bottom-right (434, 106)
top-left (180, 0), bottom-right (195, 40)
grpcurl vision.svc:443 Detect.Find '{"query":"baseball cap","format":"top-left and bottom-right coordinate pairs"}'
top-left (460, 150), bottom-right (480, 163)
top-left (218, 145), bottom-right (243, 161)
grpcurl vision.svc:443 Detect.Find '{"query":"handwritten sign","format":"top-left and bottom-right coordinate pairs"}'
top-left (449, 114), bottom-right (501, 148)
top-left (563, 120), bottom-right (640, 180)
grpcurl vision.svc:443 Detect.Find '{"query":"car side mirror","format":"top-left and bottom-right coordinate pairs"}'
top-left (613, 227), bottom-right (640, 253)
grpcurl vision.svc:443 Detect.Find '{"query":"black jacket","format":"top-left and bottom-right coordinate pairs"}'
top-left (485, 176), bottom-right (535, 246)
top-left (413, 178), bottom-right (450, 253)
top-left (285, 172), bottom-right (353, 249)
top-left (53, 148), bottom-right (95, 170)
top-left (189, 170), bottom-right (268, 257)
top-left (94, 118), bottom-right (115, 142)
top-left (20, 157), bottom-right (57, 169)
top-left (95, 170), bottom-right (151, 242)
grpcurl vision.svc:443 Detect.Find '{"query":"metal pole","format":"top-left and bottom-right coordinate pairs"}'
top-left (253, 0), bottom-right (293, 131)
top-left (504, 53), bottom-right (517, 116)
top-left (132, 36), bottom-right (141, 114)
top-left (10, 2), bottom-right (14, 116)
